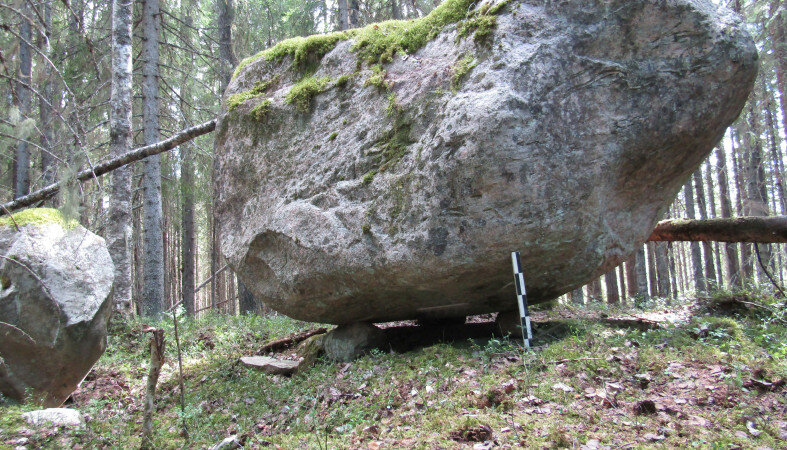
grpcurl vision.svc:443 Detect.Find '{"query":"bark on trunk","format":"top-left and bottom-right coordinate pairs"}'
top-left (39, 2), bottom-right (56, 190)
top-left (109, 0), bottom-right (135, 315)
top-left (604, 269), bottom-right (620, 305)
top-left (14, 1), bottom-right (32, 198)
top-left (684, 180), bottom-right (707, 292)
top-left (337, 0), bottom-right (349, 30)
top-left (717, 144), bottom-right (742, 287)
top-left (142, 0), bottom-right (165, 318)
top-left (180, 0), bottom-right (196, 319)
top-left (694, 170), bottom-right (717, 287)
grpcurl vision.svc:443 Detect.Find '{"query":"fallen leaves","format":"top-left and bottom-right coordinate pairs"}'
top-left (449, 424), bottom-right (493, 443)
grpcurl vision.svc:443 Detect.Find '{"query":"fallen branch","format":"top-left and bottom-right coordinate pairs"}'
top-left (0, 119), bottom-right (217, 215)
top-left (647, 216), bottom-right (787, 243)
top-left (195, 264), bottom-right (229, 293)
top-left (258, 327), bottom-right (328, 355)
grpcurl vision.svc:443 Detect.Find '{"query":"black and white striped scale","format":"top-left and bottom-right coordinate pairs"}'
top-left (511, 251), bottom-right (533, 348)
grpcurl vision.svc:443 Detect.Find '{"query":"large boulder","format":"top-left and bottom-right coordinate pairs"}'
top-left (215, 0), bottom-right (757, 324)
top-left (0, 209), bottom-right (114, 406)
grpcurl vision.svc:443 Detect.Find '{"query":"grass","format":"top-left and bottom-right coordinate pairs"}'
top-left (1, 291), bottom-right (785, 448)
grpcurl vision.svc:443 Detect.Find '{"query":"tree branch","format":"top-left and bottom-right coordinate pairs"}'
top-left (647, 216), bottom-right (787, 243)
top-left (0, 119), bottom-right (217, 215)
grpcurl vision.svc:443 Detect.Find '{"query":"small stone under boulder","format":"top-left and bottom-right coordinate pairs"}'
top-left (0, 209), bottom-right (114, 407)
top-left (240, 356), bottom-right (300, 375)
top-left (22, 408), bottom-right (85, 429)
top-left (324, 323), bottom-right (386, 362)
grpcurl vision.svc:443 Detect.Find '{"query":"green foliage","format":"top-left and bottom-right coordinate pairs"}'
top-left (285, 76), bottom-right (332, 112)
top-left (0, 208), bottom-right (77, 229)
top-left (451, 54), bottom-right (477, 91)
top-left (328, 132), bottom-right (338, 141)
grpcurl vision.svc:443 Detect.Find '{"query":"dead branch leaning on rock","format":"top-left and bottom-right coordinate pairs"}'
top-left (142, 326), bottom-right (165, 447)
top-left (257, 327), bottom-right (328, 355)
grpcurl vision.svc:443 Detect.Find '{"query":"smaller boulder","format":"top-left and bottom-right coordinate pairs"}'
top-left (240, 356), bottom-right (299, 375)
top-left (324, 323), bottom-right (385, 362)
top-left (0, 209), bottom-right (114, 406)
top-left (296, 334), bottom-right (326, 370)
top-left (22, 408), bottom-right (85, 429)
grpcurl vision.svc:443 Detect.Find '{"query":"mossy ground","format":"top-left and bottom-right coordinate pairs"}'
top-left (0, 208), bottom-right (77, 229)
top-left (1, 291), bottom-right (784, 448)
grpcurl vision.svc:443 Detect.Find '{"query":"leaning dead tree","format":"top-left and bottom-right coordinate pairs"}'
top-left (648, 216), bottom-right (787, 243)
top-left (0, 119), bottom-right (216, 215)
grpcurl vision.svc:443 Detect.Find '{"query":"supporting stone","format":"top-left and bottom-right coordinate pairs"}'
top-left (323, 322), bottom-right (386, 362)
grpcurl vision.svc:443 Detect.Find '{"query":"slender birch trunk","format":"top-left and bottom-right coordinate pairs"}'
top-left (109, 0), bottom-right (135, 315)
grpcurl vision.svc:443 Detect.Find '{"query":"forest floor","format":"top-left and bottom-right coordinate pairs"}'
top-left (1, 292), bottom-right (786, 449)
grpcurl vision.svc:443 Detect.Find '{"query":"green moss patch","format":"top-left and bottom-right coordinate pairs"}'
top-left (352, 0), bottom-right (481, 65)
top-left (227, 77), bottom-right (279, 112)
top-left (232, 0), bottom-right (511, 82)
top-left (0, 208), bottom-right (77, 229)
top-left (451, 54), bottom-right (477, 91)
top-left (285, 76), bottom-right (332, 112)
top-left (250, 99), bottom-right (272, 121)
top-left (364, 65), bottom-right (391, 91)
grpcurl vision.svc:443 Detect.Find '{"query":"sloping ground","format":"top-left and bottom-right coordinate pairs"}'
top-left (0, 294), bottom-right (785, 448)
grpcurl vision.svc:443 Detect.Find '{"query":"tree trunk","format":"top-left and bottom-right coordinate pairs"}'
top-left (717, 144), bottom-right (742, 288)
top-left (39, 2), bottom-right (56, 190)
top-left (391, 0), bottom-right (403, 20)
top-left (635, 246), bottom-right (648, 300)
top-left (141, 0), bottom-right (164, 318)
top-left (684, 180), bottom-right (706, 292)
top-left (617, 265), bottom-right (626, 302)
top-left (769, 0), bottom-right (786, 136)
top-left (694, 170), bottom-right (717, 288)
top-left (180, 0), bottom-right (196, 319)
top-left (625, 255), bottom-right (638, 298)
top-left (588, 278), bottom-right (602, 301)
top-left (337, 0), bottom-right (349, 30)
top-left (108, 0), bottom-right (135, 315)
top-left (605, 269), bottom-right (619, 305)
top-left (349, 0), bottom-right (360, 27)
top-left (745, 98), bottom-right (772, 278)
top-left (14, 1), bottom-right (32, 199)
top-left (569, 288), bottom-right (584, 305)
top-left (655, 242), bottom-right (671, 299)
top-left (217, 0), bottom-right (236, 87)
top-left (703, 160), bottom-right (724, 289)
top-left (647, 243), bottom-right (658, 297)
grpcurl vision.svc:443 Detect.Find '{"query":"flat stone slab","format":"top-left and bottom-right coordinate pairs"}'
top-left (22, 408), bottom-right (85, 428)
top-left (240, 356), bottom-right (300, 375)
